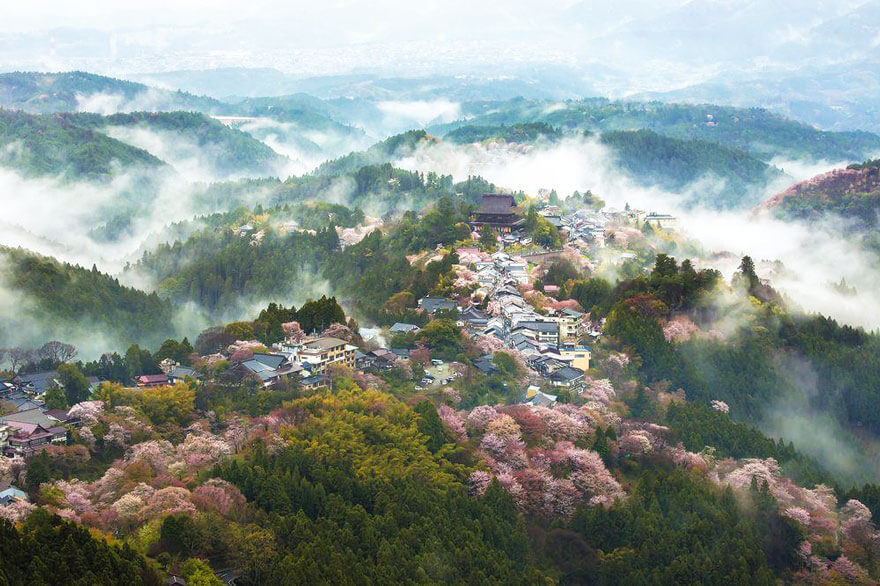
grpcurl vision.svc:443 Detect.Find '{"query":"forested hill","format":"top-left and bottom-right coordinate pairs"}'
top-left (431, 98), bottom-right (880, 162)
top-left (314, 129), bottom-right (434, 176)
top-left (762, 159), bottom-right (880, 228)
top-left (444, 122), bottom-right (563, 144)
top-left (0, 70), bottom-right (221, 113)
top-left (0, 246), bottom-right (175, 350)
top-left (600, 129), bottom-right (781, 207)
top-left (79, 111), bottom-right (289, 178)
top-left (0, 109), bottom-right (164, 179)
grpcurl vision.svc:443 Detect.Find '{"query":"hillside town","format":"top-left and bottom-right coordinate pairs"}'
top-left (0, 194), bottom-right (678, 505)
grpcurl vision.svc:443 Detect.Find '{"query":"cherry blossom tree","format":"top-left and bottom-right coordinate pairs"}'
top-left (438, 405), bottom-right (466, 440)
top-left (192, 479), bottom-right (247, 518)
top-left (229, 348), bottom-right (255, 363)
top-left (177, 433), bottom-right (233, 469)
top-left (0, 500), bottom-right (34, 523)
top-left (466, 405), bottom-right (500, 435)
top-left (468, 470), bottom-right (492, 496)
top-left (409, 346), bottom-right (431, 367)
top-left (474, 334), bottom-right (505, 355)
top-left (67, 400), bottom-right (103, 426)
top-left (441, 386), bottom-right (461, 405)
top-left (282, 321), bottom-right (305, 343)
top-left (321, 322), bottom-right (354, 342)
top-left (662, 316), bottom-right (699, 343)
top-left (582, 378), bottom-right (616, 404)
top-left (601, 352), bottom-right (630, 383)
top-left (138, 486), bottom-right (196, 521)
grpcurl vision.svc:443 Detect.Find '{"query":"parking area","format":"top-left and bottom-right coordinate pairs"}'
top-left (421, 361), bottom-right (455, 389)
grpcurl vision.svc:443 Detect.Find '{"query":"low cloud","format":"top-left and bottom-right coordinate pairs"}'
top-left (377, 100), bottom-right (462, 129)
top-left (397, 135), bottom-right (879, 329)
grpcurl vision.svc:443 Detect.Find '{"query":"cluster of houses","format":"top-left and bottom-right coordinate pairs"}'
top-left (469, 192), bottom-right (676, 255)
top-left (0, 373), bottom-right (92, 460)
top-left (389, 244), bottom-right (600, 405)
top-left (219, 336), bottom-right (359, 390)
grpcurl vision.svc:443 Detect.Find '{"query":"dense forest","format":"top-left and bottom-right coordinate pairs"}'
top-left (0, 109), bottom-right (163, 179)
top-left (444, 122), bottom-right (562, 144)
top-left (769, 160), bottom-right (880, 229)
top-left (79, 111), bottom-right (288, 177)
top-left (599, 129), bottom-right (779, 207)
top-left (433, 97), bottom-right (880, 161)
top-left (0, 246), bottom-right (175, 349)
top-left (0, 509), bottom-right (158, 585)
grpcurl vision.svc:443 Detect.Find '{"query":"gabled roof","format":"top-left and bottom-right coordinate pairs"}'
top-left (418, 297), bottom-right (457, 314)
top-left (1, 408), bottom-right (55, 428)
top-left (11, 398), bottom-right (42, 412)
top-left (251, 352), bottom-right (287, 370)
top-left (136, 374), bottom-right (168, 384)
top-left (370, 348), bottom-right (397, 360)
top-left (459, 306), bottom-right (488, 323)
top-left (515, 321), bottom-right (559, 333)
top-left (477, 194), bottom-right (517, 215)
top-left (44, 408), bottom-right (73, 422)
top-left (240, 360), bottom-right (274, 374)
top-left (549, 366), bottom-right (585, 382)
top-left (18, 371), bottom-right (59, 393)
top-left (473, 355), bottom-right (499, 375)
top-left (390, 322), bottom-right (421, 333)
top-left (169, 366), bottom-right (197, 379)
top-left (528, 391), bottom-right (558, 407)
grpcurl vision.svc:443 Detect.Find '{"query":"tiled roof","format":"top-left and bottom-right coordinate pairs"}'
top-left (477, 194), bottom-right (517, 215)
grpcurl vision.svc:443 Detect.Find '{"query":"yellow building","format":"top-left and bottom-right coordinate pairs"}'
top-left (559, 345), bottom-right (591, 372)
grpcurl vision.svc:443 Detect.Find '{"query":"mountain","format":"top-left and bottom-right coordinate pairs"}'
top-left (444, 122), bottom-right (563, 144)
top-left (599, 129), bottom-right (781, 207)
top-left (0, 70), bottom-right (222, 114)
top-left (0, 109), bottom-right (163, 180)
top-left (86, 111), bottom-right (290, 179)
top-left (761, 159), bottom-right (880, 228)
top-left (0, 246), bottom-right (175, 351)
top-left (433, 98), bottom-right (880, 162)
top-left (314, 129), bottom-right (434, 176)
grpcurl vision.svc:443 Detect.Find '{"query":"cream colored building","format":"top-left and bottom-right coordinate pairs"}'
top-left (559, 345), bottom-right (591, 372)
top-left (550, 309), bottom-right (587, 343)
top-left (644, 213), bottom-right (679, 230)
top-left (294, 337), bottom-right (357, 373)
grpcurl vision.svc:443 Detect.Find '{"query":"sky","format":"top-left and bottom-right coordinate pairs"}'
top-left (3, 0), bottom-right (869, 80)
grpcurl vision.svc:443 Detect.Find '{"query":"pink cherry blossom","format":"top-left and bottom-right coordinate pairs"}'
top-left (192, 479), bottom-right (247, 517)
top-left (468, 470), bottom-right (492, 496)
top-left (0, 500), bottom-right (34, 523)
top-left (438, 405), bottom-right (467, 440)
top-left (138, 486), bottom-right (196, 521)
top-left (67, 400), bottom-right (103, 426)
top-left (582, 378), bottom-right (616, 404)
top-left (321, 322), bottom-right (354, 342)
top-left (466, 405), bottom-right (500, 435)
top-left (663, 316), bottom-right (699, 343)
top-left (282, 321), bottom-right (305, 343)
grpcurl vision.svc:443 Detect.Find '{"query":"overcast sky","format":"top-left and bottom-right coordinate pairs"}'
top-left (0, 0), bottom-right (873, 82)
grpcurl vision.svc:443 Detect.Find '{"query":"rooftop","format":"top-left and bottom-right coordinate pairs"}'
top-left (477, 194), bottom-right (518, 215)
top-left (303, 337), bottom-right (347, 351)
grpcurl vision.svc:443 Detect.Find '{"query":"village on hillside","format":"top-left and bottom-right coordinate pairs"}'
top-left (0, 193), bottom-right (680, 512)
